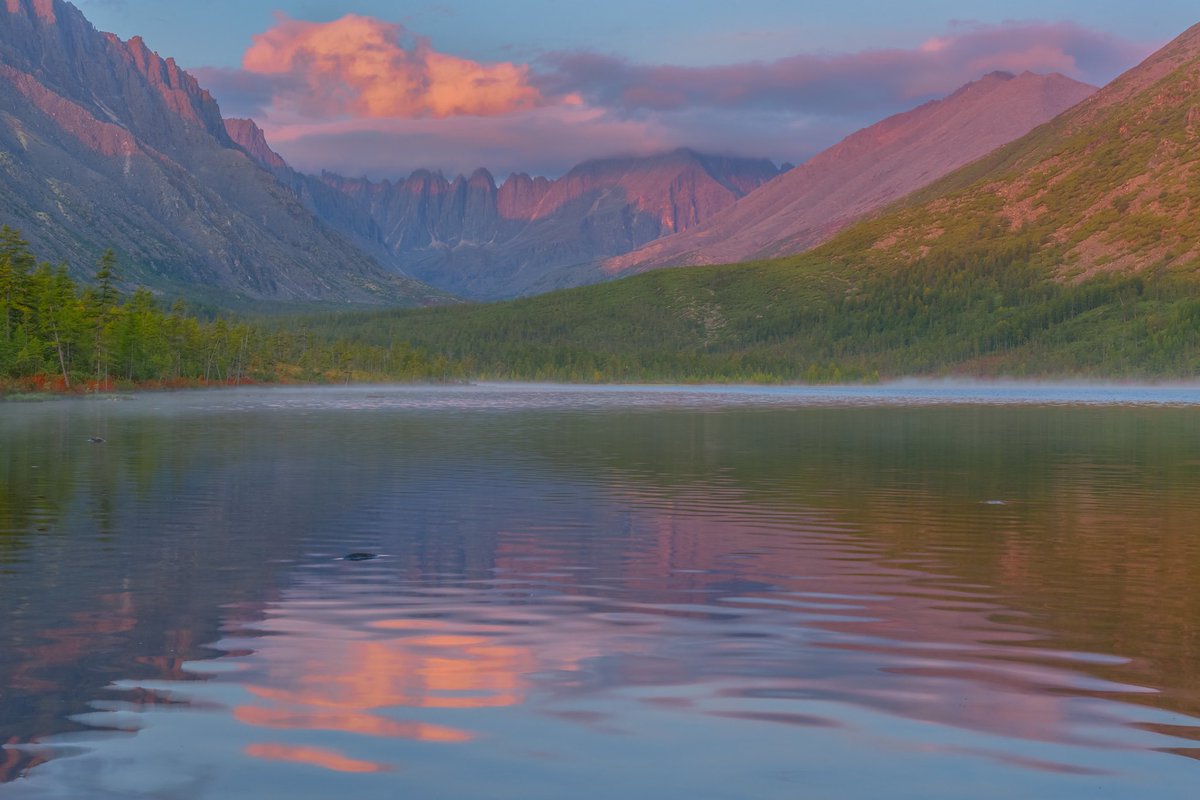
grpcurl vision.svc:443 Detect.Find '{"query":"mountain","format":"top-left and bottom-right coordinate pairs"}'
top-left (0, 0), bottom-right (441, 306)
top-left (307, 22), bottom-right (1200, 381)
top-left (223, 118), bottom-right (402, 272)
top-left (223, 134), bottom-right (780, 301)
top-left (321, 149), bottom-right (779, 300)
top-left (833, 22), bottom-right (1200, 281)
top-left (605, 70), bottom-right (1095, 275)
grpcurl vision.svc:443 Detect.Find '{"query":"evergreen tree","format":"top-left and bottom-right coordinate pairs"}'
top-left (88, 248), bottom-right (122, 384)
top-left (0, 225), bottom-right (35, 346)
top-left (28, 264), bottom-right (84, 388)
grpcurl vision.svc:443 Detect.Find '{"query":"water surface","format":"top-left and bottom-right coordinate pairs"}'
top-left (2, 383), bottom-right (1199, 798)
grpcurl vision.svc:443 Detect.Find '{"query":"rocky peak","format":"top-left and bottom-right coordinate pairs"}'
top-left (119, 35), bottom-right (211, 126)
top-left (4, 0), bottom-right (58, 23)
top-left (605, 70), bottom-right (1096, 274)
top-left (468, 168), bottom-right (496, 190)
top-left (403, 169), bottom-right (451, 198)
top-left (522, 150), bottom-right (779, 226)
top-left (1, 0), bottom-right (229, 150)
top-left (0, 0), bottom-right (100, 77)
top-left (0, 0), bottom-right (434, 304)
top-left (105, 33), bottom-right (228, 142)
top-left (309, 148), bottom-right (781, 297)
top-left (225, 118), bottom-right (288, 170)
top-left (497, 173), bottom-right (552, 219)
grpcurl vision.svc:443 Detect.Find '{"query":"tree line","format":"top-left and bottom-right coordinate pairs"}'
top-left (0, 226), bottom-right (457, 393)
top-left (6, 219), bottom-right (1197, 392)
top-left (293, 241), bottom-right (1200, 382)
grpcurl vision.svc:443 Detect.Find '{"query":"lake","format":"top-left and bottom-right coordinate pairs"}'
top-left (1, 383), bottom-right (1199, 798)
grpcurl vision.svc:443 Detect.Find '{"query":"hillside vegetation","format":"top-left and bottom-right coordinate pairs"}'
top-left (0, 227), bottom-right (454, 394)
top-left (834, 22), bottom-right (1200, 279)
top-left (297, 248), bottom-right (1200, 382)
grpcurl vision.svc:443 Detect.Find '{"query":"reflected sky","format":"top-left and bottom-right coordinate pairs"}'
top-left (2, 385), bottom-right (1199, 798)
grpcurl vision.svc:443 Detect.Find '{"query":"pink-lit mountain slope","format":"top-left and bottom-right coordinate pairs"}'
top-left (0, 0), bottom-right (440, 305)
top-left (225, 115), bottom-right (780, 301)
top-left (317, 149), bottom-right (782, 300)
top-left (605, 70), bottom-right (1095, 276)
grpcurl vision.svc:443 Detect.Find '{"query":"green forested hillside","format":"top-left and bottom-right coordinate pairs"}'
top-left (297, 245), bottom-right (1200, 382)
top-left (0, 227), bottom-right (453, 394)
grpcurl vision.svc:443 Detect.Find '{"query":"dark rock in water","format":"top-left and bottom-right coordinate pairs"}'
top-left (88, 437), bottom-right (106, 444)
top-left (343, 553), bottom-right (379, 562)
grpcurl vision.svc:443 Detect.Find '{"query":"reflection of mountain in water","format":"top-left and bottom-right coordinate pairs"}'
top-left (2, 393), bottom-right (1200, 791)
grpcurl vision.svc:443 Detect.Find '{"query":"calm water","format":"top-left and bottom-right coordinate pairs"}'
top-left (2, 383), bottom-right (1200, 799)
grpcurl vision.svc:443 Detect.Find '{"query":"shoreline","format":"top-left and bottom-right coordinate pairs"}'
top-left (8, 378), bottom-right (1200, 410)
top-left (0, 374), bottom-right (471, 402)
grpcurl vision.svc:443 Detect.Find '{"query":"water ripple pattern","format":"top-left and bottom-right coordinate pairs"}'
top-left (1, 384), bottom-right (1199, 799)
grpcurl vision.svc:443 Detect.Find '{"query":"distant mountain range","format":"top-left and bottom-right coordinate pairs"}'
top-left (227, 70), bottom-right (1091, 301)
top-left (0, 0), bottom-right (1135, 311)
top-left (225, 120), bottom-right (782, 300)
top-left (319, 20), bottom-right (1200, 380)
top-left (0, 0), bottom-right (787, 305)
top-left (604, 70), bottom-right (1095, 276)
top-left (324, 149), bottom-right (780, 300)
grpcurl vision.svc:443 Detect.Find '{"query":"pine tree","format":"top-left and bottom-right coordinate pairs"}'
top-left (89, 248), bottom-right (122, 384)
top-left (0, 225), bottom-right (35, 345)
top-left (29, 264), bottom-right (84, 388)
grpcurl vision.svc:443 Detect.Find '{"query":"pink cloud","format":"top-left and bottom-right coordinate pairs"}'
top-left (242, 13), bottom-right (540, 120)
top-left (198, 17), bottom-right (1152, 179)
top-left (540, 21), bottom-right (1148, 115)
top-left (255, 104), bottom-right (675, 179)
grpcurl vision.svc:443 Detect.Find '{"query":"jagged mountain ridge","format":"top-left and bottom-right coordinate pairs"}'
top-left (221, 118), bottom-right (401, 271)
top-left (323, 149), bottom-right (782, 300)
top-left (0, 0), bottom-right (440, 305)
top-left (605, 70), bottom-right (1096, 276)
top-left (226, 117), bottom-right (780, 301)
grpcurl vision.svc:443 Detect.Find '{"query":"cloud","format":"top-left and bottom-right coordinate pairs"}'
top-left (240, 13), bottom-right (540, 120)
top-left (198, 17), bottom-right (1152, 179)
top-left (254, 105), bottom-right (675, 180)
top-left (538, 21), bottom-right (1148, 117)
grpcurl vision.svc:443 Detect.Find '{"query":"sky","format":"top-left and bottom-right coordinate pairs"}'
top-left (72, 1), bottom-right (1198, 180)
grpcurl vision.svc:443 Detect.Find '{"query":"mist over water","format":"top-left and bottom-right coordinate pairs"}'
top-left (2, 384), bottom-right (1199, 798)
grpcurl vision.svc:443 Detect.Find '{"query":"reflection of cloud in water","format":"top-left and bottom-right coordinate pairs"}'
top-left (244, 744), bottom-right (391, 774)
top-left (236, 707), bottom-right (471, 742)
top-left (228, 483), bottom-right (1188, 782)
top-left (239, 617), bottom-right (533, 717)
top-left (7, 391), bottom-right (1200, 798)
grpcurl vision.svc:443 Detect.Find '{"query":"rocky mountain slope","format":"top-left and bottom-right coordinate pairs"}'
top-left (830, 22), bottom-right (1200, 281)
top-left (225, 119), bottom-right (780, 301)
top-left (361, 149), bottom-right (779, 299)
top-left (605, 70), bottom-right (1095, 275)
top-left (0, 0), bottom-right (440, 305)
